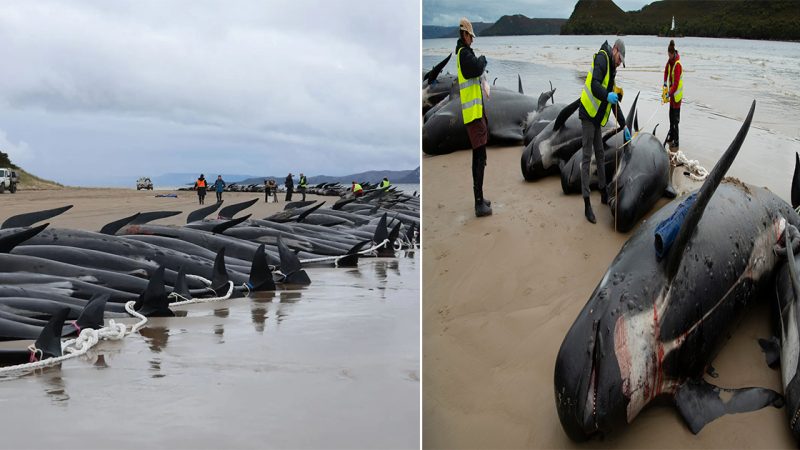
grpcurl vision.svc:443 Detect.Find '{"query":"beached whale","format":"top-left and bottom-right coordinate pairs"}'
top-left (554, 101), bottom-right (795, 440)
top-left (607, 130), bottom-right (677, 232)
top-left (422, 77), bottom-right (539, 155)
top-left (768, 224), bottom-right (800, 444)
top-left (521, 94), bottom-right (635, 182)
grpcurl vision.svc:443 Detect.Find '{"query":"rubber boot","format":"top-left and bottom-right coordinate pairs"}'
top-left (584, 197), bottom-right (596, 224)
top-left (601, 188), bottom-right (609, 205)
top-left (476, 200), bottom-right (492, 217)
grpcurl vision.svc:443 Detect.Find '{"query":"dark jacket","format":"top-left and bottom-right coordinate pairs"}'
top-left (455, 39), bottom-right (486, 80)
top-left (214, 179), bottom-right (225, 192)
top-left (285, 175), bottom-right (293, 189)
top-left (579, 41), bottom-right (626, 128)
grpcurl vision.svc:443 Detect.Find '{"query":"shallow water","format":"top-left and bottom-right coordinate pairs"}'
top-left (0, 254), bottom-right (419, 449)
top-left (425, 35), bottom-right (800, 198)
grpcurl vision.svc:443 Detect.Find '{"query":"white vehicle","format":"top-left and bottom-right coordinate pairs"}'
top-left (136, 177), bottom-right (153, 190)
top-left (0, 168), bottom-right (18, 194)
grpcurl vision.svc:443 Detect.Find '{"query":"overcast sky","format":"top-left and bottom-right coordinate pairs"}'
top-left (424, 0), bottom-right (653, 25)
top-left (0, 1), bottom-right (420, 186)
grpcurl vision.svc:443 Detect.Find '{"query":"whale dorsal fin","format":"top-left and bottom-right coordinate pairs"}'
top-left (99, 213), bottom-right (140, 235)
top-left (554, 98), bottom-right (580, 132)
top-left (665, 100), bottom-right (756, 280)
top-left (247, 244), bottom-right (275, 292)
top-left (210, 214), bottom-right (250, 234)
top-left (34, 307), bottom-right (69, 359)
top-left (2, 205), bottom-right (72, 229)
top-left (218, 198), bottom-right (258, 220)
top-left (627, 92), bottom-right (640, 133)
top-left (186, 202), bottom-right (223, 224)
top-left (0, 223), bottom-right (48, 253)
top-left (296, 201), bottom-right (326, 223)
top-left (423, 53), bottom-right (452, 84)
top-left (210, 247), bottom-right (230, 294)
top-left (135, 266), bottom-right (174, 317)
top-left (518, 75), bottom-right (523, 95)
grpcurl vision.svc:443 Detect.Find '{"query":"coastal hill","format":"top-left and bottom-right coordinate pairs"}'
top-left (481, 15), bottom-right (567, 36)
top-left (154, 167), bottom-right (420, 188)
top-left (563, 0), bottom-right (800, 40)
top-left (0, 151), bottom-right (63, 190)
top-left (423, 1), bottom-right (800, 40)
top-left (423, 22), bottom-right (493, 39)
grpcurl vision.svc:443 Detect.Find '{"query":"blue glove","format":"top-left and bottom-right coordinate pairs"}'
top-left (623, 127), bottom-right (632, 142)
top-left (607, 92), bottom-right (619, 105)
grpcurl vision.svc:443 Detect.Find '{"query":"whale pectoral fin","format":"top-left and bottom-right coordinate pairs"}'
top-left (758, 336), bottom-right (782, 369)
top-left (664, 184), bottom-right (677, 199)
top-left (674, 378), bottom-right (783, 435)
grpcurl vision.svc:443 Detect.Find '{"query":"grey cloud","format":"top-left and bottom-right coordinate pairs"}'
top-left (0, 0), bottom-right (420, 186)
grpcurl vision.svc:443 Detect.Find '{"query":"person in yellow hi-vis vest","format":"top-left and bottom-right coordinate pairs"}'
top-left (579, 38), bottom-right (630, 224)
top-left (457, 17), bottom-right (492, 218)
top-left (663, 39), bottom-right (683, 148)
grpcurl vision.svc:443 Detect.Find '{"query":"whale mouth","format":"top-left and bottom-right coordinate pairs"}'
top-left (582, 326), bottom-right (602, 436)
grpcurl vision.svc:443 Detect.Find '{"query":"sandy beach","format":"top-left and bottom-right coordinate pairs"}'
top-left (0, 188), bottom-right (420, 449)
top-left (422, 145), bottom-right (795, 448)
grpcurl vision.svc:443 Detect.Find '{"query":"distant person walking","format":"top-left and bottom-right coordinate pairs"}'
top-left (269, 179), bottom-right (278, 203)
top-left (298, 173), bottom-right (308, 201)
top-left (663, 39), bottom-right (683, 148)
top-left (285, 173), bottom-right (294, 201)
top-left (194, 174), bottom-right (207, 205)
top-left (579, 38), bottom-right (630, 224)
top-left (352, 181), bottom-right (363, 197)
top-left (457, 17), bottom-right (491, 218)
top-left (379, 177), bottom-right (391, 191)
top-left (213, 175), bottom-right (226, 203)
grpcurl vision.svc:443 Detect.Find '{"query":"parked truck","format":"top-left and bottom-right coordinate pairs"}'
top-left (136, 177), bottom-right (153, 190)
top-left (0, 168), bottom-right (18, 193)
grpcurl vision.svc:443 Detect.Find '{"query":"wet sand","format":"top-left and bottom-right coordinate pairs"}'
top-left (0, 189), bottom-right (420, 449)
top-left (422, 145), bottom-right (795, 448)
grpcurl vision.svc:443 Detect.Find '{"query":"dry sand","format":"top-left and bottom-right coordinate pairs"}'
top-left (422, 146), bottom-right (795, 448)
top-left (0, 188), bottom-right (325, 229)
top-left (0, 188), bottom-right (420, 449)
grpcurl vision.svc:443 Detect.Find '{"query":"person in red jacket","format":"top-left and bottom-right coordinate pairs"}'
top-left (663, 39), bottom-right (683, 148)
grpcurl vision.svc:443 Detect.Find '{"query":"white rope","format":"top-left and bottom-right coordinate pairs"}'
top-left (668, 149), bottom-right (709, 181)
top-left (298, 239), bottom-right (391, 265)
top-left (0, 301), bottom-right (148, 375)
top-left (168, 281), bottom-right (234, 306)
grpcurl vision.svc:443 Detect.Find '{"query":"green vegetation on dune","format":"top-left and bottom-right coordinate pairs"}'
top-left (563, 0), bottom-right (800, 40)
top-left (0, 151), bottom-right (63, 190)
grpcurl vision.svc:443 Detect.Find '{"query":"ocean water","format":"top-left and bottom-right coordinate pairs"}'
top-left (424, 35), bottom-right (800, 196)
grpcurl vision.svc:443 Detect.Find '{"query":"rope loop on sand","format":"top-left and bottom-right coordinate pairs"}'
top-left (668, 149), bottom-right (709, 181)
top-left (0, 301), bottom-right (147, 375)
